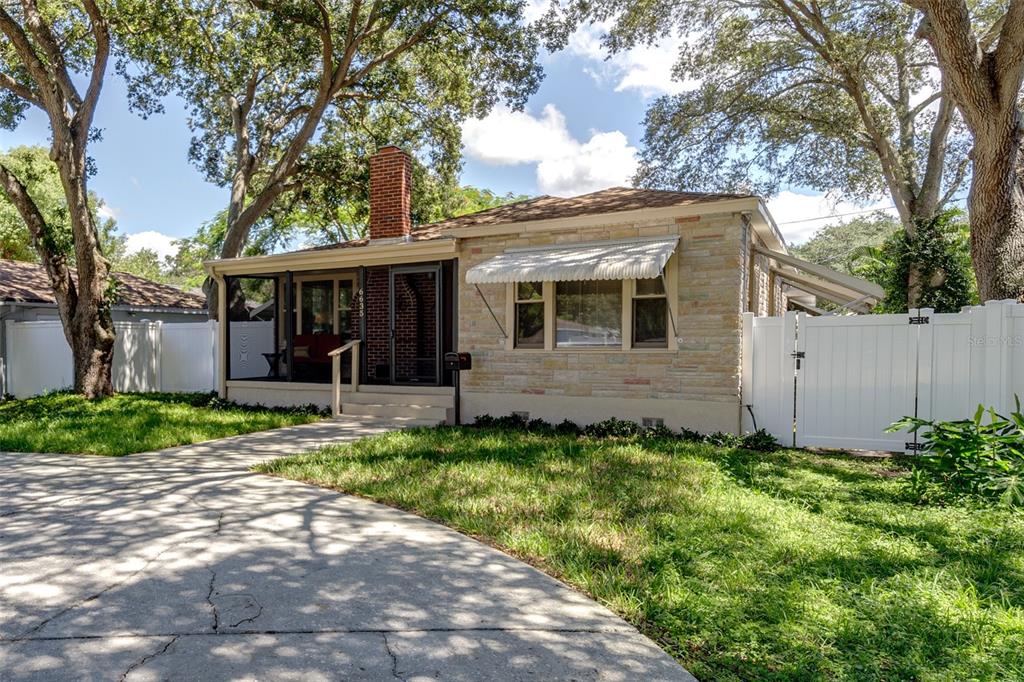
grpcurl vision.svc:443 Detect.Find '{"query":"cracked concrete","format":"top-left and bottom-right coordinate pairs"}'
top-left (0, 417), bottom-right (694, 681)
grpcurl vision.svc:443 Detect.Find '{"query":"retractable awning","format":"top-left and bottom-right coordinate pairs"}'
top-left (465, 236), bottom-right (680, 284)
top-left (752, 243), bottom-right (883, 312)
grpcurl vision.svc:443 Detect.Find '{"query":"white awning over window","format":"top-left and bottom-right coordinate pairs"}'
top-left (465, 236), bottom-right (680, 284)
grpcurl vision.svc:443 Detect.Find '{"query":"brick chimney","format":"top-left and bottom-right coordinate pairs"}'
top-left (368, 146), bottom-right (412, 240)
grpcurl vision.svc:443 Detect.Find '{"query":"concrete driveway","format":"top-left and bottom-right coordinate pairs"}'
top-left (0, 419), bottom-right (694, 681)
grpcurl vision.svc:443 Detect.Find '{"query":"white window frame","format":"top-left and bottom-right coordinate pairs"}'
top-left (630, 277), bottom-right (671, 349)
top-left (512, 281), bottom-right (546, 349)
top-left (504, 255), bottom-right (677, 352)
top-left (291, 273), bottom-right (358, 335)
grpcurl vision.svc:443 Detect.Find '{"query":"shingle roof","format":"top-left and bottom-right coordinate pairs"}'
top-left (416, 186), bottom-right (751, 233)
top-left (300, 187), bottom-right (751, 253)
top-left (0, 259), bottom-right (206, 310)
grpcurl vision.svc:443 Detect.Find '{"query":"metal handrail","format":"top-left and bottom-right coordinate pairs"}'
top-left (328, 339), bottom-right (361, 416)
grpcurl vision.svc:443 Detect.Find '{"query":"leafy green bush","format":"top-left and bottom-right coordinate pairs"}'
top-left (739, 429), bottom-right (781, 452)
top-left (188, 391), bottom-right (330, 417)
top-left (554, 419), bottom-right (582, 435)
top-left (468, 413), bottom-right (779, 451)
top-left (641, 423), bottom-right (677, 440)
top-left (889, 402), bottom-right (1024, 506)
top-left (850, 210), bottom-right (977, 313)
top-left (583, 417), bottom-right (644, 438)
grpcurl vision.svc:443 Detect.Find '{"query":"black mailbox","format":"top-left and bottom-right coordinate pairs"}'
top-left (444, 352), bottom-right (472, 371)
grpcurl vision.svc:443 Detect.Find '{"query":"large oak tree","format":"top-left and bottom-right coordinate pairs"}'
top-left (903, 0), bottom-right (1024, 301)
top-left (126, 0), bottom-right (540, 313)
top-left (0, 0), bottom-right (120, 396)
top-left (544, 0), bottom-right (1024, 302)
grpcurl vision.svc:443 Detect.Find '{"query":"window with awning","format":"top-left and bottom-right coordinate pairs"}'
top-left (467, 237), bottom-right (680, 351)
top-left (464, 236), bottom-right (680, 285)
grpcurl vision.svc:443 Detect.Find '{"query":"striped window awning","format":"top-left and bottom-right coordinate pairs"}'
top-left (464, 236), bottom-right (679, 285)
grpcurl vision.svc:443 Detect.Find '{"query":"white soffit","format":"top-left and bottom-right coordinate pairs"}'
top-left (465, 236), bottom-right (680, 284)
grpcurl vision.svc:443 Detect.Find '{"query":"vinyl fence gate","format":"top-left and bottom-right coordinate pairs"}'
top-left (742, 300), bottom-right (1024, 453)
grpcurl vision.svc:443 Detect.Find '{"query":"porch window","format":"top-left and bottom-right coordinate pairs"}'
top-left (514, 281), bottom-right (545, 349)
top-left (338, 279), bottom-right (355, 341)
top-left (300, 280), bottom-right (333, 334)
top-left (555, 280), bottom-right (622, 347)
top-left (632, 278), bottom-right (668, 348)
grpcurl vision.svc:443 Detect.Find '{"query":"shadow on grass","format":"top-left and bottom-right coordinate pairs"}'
top-left (0, 392), bottom-right (315, 456)
top-left (261, 427), bottom-right (1024, 681)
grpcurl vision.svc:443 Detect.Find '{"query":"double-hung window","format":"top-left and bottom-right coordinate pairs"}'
top-left (632, 278), bottom-right (668, 348)
top-left (508, 268), bottom-right (674, 351)
top-left (514, 281), bottom-right (545, 348)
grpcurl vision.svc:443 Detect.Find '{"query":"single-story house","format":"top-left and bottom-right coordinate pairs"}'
top-left (0, 259), bottom-right (207, 395)
top-left (204, 146), bottom-right (880, 432)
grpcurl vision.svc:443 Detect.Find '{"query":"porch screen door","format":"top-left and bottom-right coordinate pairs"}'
top-left (389, 265), bottom-right (441, 385)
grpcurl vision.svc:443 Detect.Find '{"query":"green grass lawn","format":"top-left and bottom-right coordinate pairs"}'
top-left (257, 427), bottom-right (1024, 681)
top-left (0, 392), bottom-right (321, 456)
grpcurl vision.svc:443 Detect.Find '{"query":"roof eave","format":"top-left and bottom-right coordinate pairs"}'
top-left (204, 236), bottom-right (458, 277)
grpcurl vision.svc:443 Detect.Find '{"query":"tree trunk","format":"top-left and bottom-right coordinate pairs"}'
top-left (55, 137), bottom-right (116, 397)
top-left (69, 310), bottom-right (115, 397)
top-left (967, 123), bottom-right (1024, 301)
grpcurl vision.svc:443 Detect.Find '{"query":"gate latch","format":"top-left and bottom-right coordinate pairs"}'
top-left (908, 315), bottom-right (930, 325)
top-left (791, 350), bottom-right (805, 369)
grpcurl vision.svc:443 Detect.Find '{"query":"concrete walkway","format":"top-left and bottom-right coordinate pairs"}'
top-left (0, 418), bottom-right (694, 681)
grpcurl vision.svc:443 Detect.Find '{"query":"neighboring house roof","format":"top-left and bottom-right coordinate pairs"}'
top-left (0, 259), bottom-right (206, 310)
top-left (300, 187), bottom-right (753, 253)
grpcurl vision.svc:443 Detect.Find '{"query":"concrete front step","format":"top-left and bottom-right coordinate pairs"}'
top-left (344, 390), bottom-right (454, 409)
top-left (342, 402), bottom-right (449, 422)
top-left (332, 414), bottom-right (441, 429)
top-left (356, 384), bottom-right (455, 396)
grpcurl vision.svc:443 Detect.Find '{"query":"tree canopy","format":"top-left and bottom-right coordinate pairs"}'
top-left (903, 0), bottom-right (1024, 300)
top-left (123, 0), bottom-right (541, 290)
top-left (791, 213), bottom-right (900, 275)
top-left (0, 146), bottom-right (119, 263)
top-left (542, 0), bottom-right (969, 233)
top-left (0, 0), bottom-right (126, 395)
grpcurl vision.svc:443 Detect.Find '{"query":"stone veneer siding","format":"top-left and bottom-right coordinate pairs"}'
top-left (456, 211), bottom-right (747, 416)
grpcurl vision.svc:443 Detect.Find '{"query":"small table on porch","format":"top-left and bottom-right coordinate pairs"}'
top-left (262, 351), bottom-right (284, 378)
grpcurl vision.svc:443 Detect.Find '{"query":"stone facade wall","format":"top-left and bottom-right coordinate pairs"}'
top-left (456, 211), bottom-right (747, 408)
top-left (747, 232), bottom-right (788, 316)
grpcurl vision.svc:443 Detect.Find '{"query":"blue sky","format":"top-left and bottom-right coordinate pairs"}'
top-left (0, 12), bottom-right (893, 259)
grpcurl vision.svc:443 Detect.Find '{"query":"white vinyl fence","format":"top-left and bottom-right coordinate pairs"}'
top-left (742, 300), bottom-right (1024, 452)
top-left (4, 320), bottom-right (220, 398)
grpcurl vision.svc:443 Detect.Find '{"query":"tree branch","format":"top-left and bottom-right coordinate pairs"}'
top-left (0, 160), bottom-right (77, 312)
top-left (0, 71), bottom-right (43, 108)
top-left (74, 0), bottom-right (110, 141)
top-left (0, 4), bottom-right (55, 99)
top-left (993, 0), bottom-right (1024, 109)
top-left (19, 0), bottom-right (82, 109)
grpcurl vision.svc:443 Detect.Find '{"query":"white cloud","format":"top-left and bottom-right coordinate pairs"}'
top-left (521, 2), bottom-right (692, 97)
top-left (537, 131), bottom-right (639, 196)
top-left (460, 104), bottom-right (576, 165)
top-left (97, 203), bottom-right (119, 220)
top-left (522, 0), bottom-right (550, 23)
top-left (558, 19), bottom-right (693, 97)
top-left (124, 230), bottom-right (178, 261)
top-left (462, 104), bottom-right (638, 196)
top-left (768, 191), bottom-right (894, 245)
